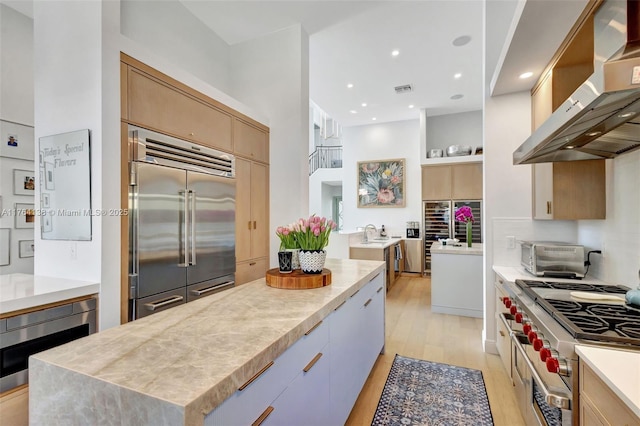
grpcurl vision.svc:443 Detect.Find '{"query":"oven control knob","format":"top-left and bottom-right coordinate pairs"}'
top-left (523, 323), bottom-right (532, 334)
top-left (546, 357), bottom-right (570, 376)
top-left (515, 313), bottom-right (524, 323)
top-left (504, 298), bottom-right (512, 308)
top-left (510, 305), bottom-right (518, 315)
top-left (540, 348), bottom-right (557, 362)
top-left (528, 330), bottom-right (538, 343)
top-left (533, 338), bottom-right (548, 352)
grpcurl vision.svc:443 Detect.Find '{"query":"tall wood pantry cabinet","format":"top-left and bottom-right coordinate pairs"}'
top-left (120, 53), bottom-right (271, 320)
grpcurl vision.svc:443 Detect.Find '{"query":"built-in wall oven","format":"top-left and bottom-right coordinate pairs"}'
top-left (0, 298), bottom-right (97, 392)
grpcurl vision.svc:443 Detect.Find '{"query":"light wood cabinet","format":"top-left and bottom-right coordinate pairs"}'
top-left (234, 118), bottom-right (269, 163)
top-left (235, 258), bottom-right (268, 286)
top-left (235, 158), bottom-right (269, 284)
top-left (532, 160), bottom-right (605, 220)
top-left (579, 361), bottom-right (640, 426)
top-left (127, 67), bottom-right (233, 152)
top-left (422, 163), bottom-right (482, 201)
top-left (0, 385), bottom-right (28, 426)
top-left (349, 244), bottom-right (399, 291)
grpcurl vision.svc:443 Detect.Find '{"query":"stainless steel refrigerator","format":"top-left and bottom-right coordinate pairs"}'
top-left (128, 126), bottom-right (236, 320)
top-left (423, 200), bottom-right (482, 274)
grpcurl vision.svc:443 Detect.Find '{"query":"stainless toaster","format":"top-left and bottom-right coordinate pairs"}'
top-left (520, 241), bottom-right (585, 279)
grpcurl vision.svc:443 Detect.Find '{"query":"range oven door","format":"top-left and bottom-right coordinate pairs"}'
top-left (511, 333), bottom-right (572, 426)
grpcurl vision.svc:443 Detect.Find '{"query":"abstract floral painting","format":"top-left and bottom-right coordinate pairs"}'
top-left (357, 158), bottom-right (405, 207)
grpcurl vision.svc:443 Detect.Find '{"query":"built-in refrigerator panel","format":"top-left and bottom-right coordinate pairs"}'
top-left (186, 171), bottom-right (236, 286)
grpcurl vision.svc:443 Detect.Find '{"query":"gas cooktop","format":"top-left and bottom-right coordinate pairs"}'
top-left (515, 279), bottom-right (640, 346)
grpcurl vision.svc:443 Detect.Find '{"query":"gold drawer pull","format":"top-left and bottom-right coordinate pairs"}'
top-left (364, 298), bottom-right (372, 307)
top-left (305, 320), bottom-right (323, 336)
top-left (377, 286), bottom-right (383, 293)
top-left (499, 330), bottom-right (505, 337)
top-left (334, 300), bottom-right (346, 311)
top-left (249, 262), bottom-right (256, 266)
top-left (547, 201), bottom-right (552, 215)
top-left (253, 221), bottom-right (257, 229)
top-left (303, 353), bottom-right (323, 373)
top-left (248, 221), bottom-right (252, 230)
top-left (239, 361), bottom-right (274, 391)
top-left (498, 279), bottom-right (504, 284)
top-left (252, 406), bottom-right (274, 426)
top-left (350, 289), bottom-right (360, 298)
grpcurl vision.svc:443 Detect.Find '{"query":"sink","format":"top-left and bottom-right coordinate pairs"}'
top-left (372, 237), bottom-right (389, 241)
top-left (359, 241), bottom-right (385, 245)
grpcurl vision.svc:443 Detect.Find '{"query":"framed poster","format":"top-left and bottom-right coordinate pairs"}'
top-left (15, 203), bottom-right (35, 229)
top-left (0, 229), bottom-right (9, 266)
top-left (19, 240), bottom-right (35, 258)
top-left (0, 120), bottom-right (35, 161)
top-left (357, 158), bottom-right (405, 208)
top-left (13, 169), bottom-right (36, 196)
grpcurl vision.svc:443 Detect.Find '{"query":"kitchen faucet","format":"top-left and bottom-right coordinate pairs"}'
top-left (362, 224), bottom-right (377, 243)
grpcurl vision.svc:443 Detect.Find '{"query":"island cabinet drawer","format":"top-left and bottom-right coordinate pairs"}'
top-left (205, 318), bottom-right (329, 426)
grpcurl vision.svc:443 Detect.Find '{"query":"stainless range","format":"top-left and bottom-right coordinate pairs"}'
top-left (497, 278), bottom-right (639, 426)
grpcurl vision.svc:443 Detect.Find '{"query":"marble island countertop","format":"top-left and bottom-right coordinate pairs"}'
top-left (30, 258), bottom-right (385, 425)
top-left (430, 241), bottom-right (483, 255)
top-left (0, 273), bottom-right (100, 315)
top-left (349, 236), bottom-right (403, 249)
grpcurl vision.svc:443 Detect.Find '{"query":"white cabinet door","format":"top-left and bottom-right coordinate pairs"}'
top-left (264, 345), bottom-right (331, 426)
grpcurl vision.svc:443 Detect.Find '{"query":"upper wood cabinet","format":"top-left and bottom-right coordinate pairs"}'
top-left (127, 67), bottom-right (233, 152)
top-left (532, 160), bottom-right (605, 220)
top-left (422, 163), bottom-right (482, 201)
top-left (233, 118), bottom-right (269, 163)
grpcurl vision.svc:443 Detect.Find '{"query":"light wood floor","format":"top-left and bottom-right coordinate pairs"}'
top-left (345, 274), bottom-right (526, 426)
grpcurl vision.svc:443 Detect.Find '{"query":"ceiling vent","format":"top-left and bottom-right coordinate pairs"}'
top-left (394, 84), bottom-right (413, 94)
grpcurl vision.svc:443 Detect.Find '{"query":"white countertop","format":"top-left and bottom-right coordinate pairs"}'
top-left (492, 265), bottom-right (607, 285)
top-left (0, 273), bottom-right (100, 315)
top-left (431, 241), bottom-right (483, 255)
top-left (350, 237), bottom-right (403, 249)
top-left (576, 345), bottom-right (640, 418)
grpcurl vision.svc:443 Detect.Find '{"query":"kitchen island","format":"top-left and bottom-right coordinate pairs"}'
top-left (29, 258), bottom-right (386, 426)
top-left (349, 237), bottom-right (404, 291)
top-left (430, 241), bottom-right (483, 318)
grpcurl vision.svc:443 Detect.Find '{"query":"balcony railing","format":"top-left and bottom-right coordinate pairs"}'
top-left (309, 146), bottom-right (343, 175)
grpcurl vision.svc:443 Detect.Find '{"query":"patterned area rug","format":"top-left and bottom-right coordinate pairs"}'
top-left (371, 355), bottom-right (494, 426)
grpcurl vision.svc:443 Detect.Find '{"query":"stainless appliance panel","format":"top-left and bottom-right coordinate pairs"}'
top-left (136, 287), bottom-right (187, 319)
top-left (186, 171), bottom-right (236, 285)
top-left (403, 239), bottom-right (423, 273)
top-left (135, 162), bottom-right (187, 298)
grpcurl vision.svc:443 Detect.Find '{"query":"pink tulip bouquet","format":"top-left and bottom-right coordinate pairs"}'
top-left (275, 225), bottom-right (300, 251)
top-left (294, 214), bottom-right (337, 251)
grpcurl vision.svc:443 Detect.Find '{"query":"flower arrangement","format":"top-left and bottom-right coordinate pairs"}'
top-left (275, 224), bottom-right (300, 251)
top-left (294, 214), bottom-right (337, 251)
top-left (454, 205), bottom-right (474, 223)
top-left (454, 206), bottom-right (474, 248)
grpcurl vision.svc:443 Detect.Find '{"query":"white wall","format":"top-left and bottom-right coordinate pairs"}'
top-left (229, 25), bottom-right (310, 268)
top-left (341, 119), bottom-right (422, 238)
top-left (577, 151), bottom-right (640, 286)
top-left (0, 5), bottom-right (35, 274)
top-left (425, 110), bottom-right (483, 154)
top-left (120, 0), bottom-right (231, 94)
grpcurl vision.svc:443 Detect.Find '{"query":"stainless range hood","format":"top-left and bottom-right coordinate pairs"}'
top-left (513, 0), bottom-right (640, 165)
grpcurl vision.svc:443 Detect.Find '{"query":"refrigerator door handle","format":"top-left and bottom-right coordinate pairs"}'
top-left (129, 173), bottom-right (139, 298)
top-left (189, 190), bottom-right (197, 266)
top-left (179, 190), bottom-right (189, 267)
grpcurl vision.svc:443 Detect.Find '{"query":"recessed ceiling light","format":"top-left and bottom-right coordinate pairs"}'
top-left (347, 83), bottom-right (354, 88)
top-left (618, 112), bottom-right (635, 118)
top-left (391, 50), bottom-right (400, 57)
top-left (408, 105), bottom-right (415, 109)
top-left (586, 131), bottom-right (602, 137)
top-left (452, 35), bottom-right (471, 47)
top-left (565, 145), bottom-right (576, 149)
top-left (450, 94), bottom-right (464, 100)
top-left (350, 110), bottom-right (358, 114)
top-left (454, 73), bottom-right (462, 79)
top-left (519, 72), bottom-right (533, 79)
top-left (372, 117), bottom-right (377, 121)
top-left (361, 103), bottom-right (367, 107)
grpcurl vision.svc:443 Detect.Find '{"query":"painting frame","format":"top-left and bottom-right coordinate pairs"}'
top-left (15, 203), bottom-right (35, 229)
top-left (357, 158), bottom-right (406, 208)
top-left (18, 240), bottom-right (35, 258)
top-left (0, 229), bottom-right (9, 266)
top-left (13, 169), bottom-right (36, 196)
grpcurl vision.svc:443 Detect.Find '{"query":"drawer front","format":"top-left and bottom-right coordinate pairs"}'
top-left (235, 258), bottom-right (268, 285)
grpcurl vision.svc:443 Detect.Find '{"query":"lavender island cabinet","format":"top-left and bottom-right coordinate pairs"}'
top-left (29, 258), bottom-right (386, 426)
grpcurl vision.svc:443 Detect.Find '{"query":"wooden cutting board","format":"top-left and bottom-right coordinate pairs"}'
top-left (265, 268), bottom-right (332, 289)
